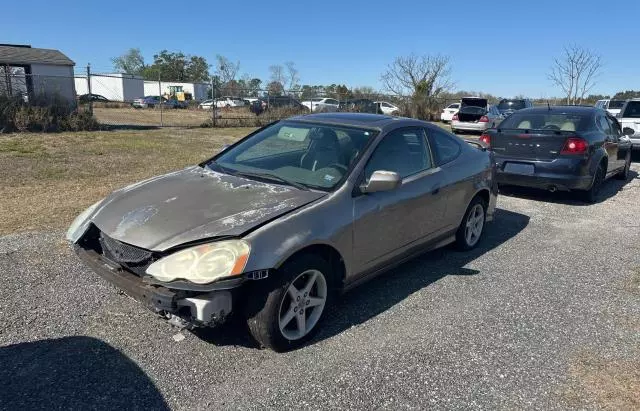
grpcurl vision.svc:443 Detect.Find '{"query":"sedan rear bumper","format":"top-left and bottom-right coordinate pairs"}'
top-left (451, 120), bottom-right (490, 132)
top-left (495, 156), bottom-right (593, 191)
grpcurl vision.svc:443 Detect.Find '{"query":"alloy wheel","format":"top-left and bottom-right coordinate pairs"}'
top-left (278, 269), bottom-right (327, 340)
top-left (465, 203), bottom-right (485, 247)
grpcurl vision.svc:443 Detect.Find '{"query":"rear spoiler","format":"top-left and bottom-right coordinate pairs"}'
top-left (463, 138), bottom-right (488, 151)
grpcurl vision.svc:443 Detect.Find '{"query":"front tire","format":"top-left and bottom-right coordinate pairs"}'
top-left (245, 254), bottom-right (333, 352)
top-left (455, 196), bottom-right (487, 251)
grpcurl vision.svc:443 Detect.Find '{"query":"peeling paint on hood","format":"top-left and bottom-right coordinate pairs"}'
top-left (91, 166), bottom-right (325, 251)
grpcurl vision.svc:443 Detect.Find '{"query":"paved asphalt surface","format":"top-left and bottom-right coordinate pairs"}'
top-left (1, 164), bottom-right (639, 410)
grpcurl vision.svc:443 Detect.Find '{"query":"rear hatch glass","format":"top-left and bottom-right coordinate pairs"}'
top-left (498, 99), bottom-right (526, 111)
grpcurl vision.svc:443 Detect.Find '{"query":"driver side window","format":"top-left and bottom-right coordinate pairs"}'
top-left (606, 116), bottom-right (622, 138)
top-left (364, 128), bottom-right (432, 181)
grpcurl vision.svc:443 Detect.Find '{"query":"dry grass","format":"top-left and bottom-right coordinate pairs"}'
top-left (94, 107), bottom-right (277, 127)
top-left (0, 119), bottom-right (465, 235)
top-left (563, 352), bottom-right (640, 410)
top-left (0, 127), bottom-right (255, 235)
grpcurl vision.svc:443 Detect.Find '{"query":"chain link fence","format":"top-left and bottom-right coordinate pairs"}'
top-left (1, 68), bottom-right (562, 131)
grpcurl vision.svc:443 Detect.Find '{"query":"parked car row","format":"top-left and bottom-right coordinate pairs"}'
top-left (131, 96), bottom-right (188, 109)
top-left (67, 112), bottom-right (497, 352)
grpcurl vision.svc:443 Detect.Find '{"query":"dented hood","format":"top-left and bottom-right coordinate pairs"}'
top-left (91, 166), bottom-right (325, 251)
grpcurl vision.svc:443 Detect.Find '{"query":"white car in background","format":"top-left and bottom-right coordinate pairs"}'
top-left (215, 97), bottom-right (245, 108)
top-left (198, 99), bottom-right (215, 109)
top-left (374, 101), bottom-right (400, 115)
top-left (301, 98), bottom-right (339, 112)
top-left (595, 99), bottom-right (626, 116)
top-left (440, 103), bottom-right (460, 122)
top-left (617, 99), bottom-right (640, 150)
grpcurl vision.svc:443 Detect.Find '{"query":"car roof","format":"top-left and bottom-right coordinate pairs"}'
top-left (516, 106), bottom-right (601, 114)
top-left (288, 112), bottom-right (415, 129)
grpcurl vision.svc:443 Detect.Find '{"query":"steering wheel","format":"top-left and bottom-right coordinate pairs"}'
top-left (326, 163), bottom-right (348, 173)
top-left (542, 124), bottom-right (560, 131)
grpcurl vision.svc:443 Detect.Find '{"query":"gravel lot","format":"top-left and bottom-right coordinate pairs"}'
top-left (1, 164), bottom-right (639, 410)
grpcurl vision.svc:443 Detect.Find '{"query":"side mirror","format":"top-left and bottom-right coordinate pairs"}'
top-left (623, 127), bottom-right (635, 136)
top-left (360, 170), bottom-right (401, 193)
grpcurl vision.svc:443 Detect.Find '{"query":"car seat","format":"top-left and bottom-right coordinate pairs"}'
top-left (560, 121), bottom-right (576, 131)
top-left (300, 128), bottom-right (342, 171)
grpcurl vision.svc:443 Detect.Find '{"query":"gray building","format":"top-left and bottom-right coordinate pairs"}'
top-left (0, 44), bottom-right (76, 102)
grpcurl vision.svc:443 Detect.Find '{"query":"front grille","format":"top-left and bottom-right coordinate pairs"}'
top-left (99, 232), bottom-right (152, 264)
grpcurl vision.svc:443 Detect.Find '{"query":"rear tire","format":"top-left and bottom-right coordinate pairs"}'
top-left (454, 196), bottom-right (487, 251)
top-left (615, 153), bottom-right (631, 180)
top-left (581, 163), bottom-right (605, 203)
top-left (245, 254), bottom-right (334, 352)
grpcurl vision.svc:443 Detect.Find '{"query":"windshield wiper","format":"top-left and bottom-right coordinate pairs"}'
top-left (235, 171), bottom-right (309, 191)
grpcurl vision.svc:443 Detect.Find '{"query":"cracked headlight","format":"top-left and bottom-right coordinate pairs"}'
top-left (146, 240), bottom-right (250, 284)
top-left (65, 200), bottom-right (103, 243)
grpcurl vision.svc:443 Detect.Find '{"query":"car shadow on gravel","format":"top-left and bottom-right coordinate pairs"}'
top-left (195, 207), bottom-right (529, 349)
top-left (316, 207), bottom-right (530, 343)
top-left (499, 170), bottom-right (639, 206)
top-left (0, 336), bottom-right (169, 410)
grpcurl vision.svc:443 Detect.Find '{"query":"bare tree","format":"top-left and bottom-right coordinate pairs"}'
top-left (381, 54), bottom-right (453, 119)
top-left (285, 61), bottom-right (300, 91)
top-left (269, 64), bottom-right (286, 92)
top-left (548, 45), bottom-right (603, 105)
top-left (215, 55), bottom-right (240, 85)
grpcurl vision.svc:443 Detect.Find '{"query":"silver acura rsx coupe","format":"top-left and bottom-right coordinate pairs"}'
top-left (67, 113), bottom-right (498, 351)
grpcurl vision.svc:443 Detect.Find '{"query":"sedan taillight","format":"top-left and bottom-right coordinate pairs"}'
top-left (479, 115), bottom-right (489, 123)
top-left (560, 137), bottom-right (588, 155)
top-left (479, 134), bottom-right (491, 146)
top-left (452, 113), bottom-right (459, 121)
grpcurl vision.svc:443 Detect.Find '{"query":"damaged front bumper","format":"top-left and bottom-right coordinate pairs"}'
top-left (74, 246), bottom-right (239, 328)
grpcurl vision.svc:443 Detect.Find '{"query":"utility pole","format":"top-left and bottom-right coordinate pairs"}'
top-left (158, 71), bottom-right (163, 127)
top-left (86, 64), bottom-right (92, 114)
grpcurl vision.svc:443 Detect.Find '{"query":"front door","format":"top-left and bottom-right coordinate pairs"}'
top-left (352, 127), bottom-right (447, 273)
top-left (606, 115), bottom-right (626, 171)
top-left (597, 114), bottom-right (619, 174)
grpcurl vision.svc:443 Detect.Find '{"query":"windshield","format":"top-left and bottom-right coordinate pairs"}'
top-left (622, 101), bottom-right (640, 118)
top-left (498, 100), bottom-right (526, 111)
top-left (209, 121), bottom-right (378, 190)
top-left (608, 100), bottom-right (625, 109)
top-left (499, 112), bottom-right (591, 131)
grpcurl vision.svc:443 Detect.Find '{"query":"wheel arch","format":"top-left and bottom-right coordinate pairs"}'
top-left (276, 243), bottom-right (347, 290)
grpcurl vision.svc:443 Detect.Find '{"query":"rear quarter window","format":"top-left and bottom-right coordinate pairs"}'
top-left (425, 128), bottom-right (461, 166)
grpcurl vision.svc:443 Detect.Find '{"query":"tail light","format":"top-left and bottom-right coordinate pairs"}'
top-left (560, 137), bottom-right (588, 155)
top-left (479, 134), bottom-right (491, 146)
top-left (479, 115), bottom-right (489, 123)
top-left (452, 113), bottom-right (459, 121)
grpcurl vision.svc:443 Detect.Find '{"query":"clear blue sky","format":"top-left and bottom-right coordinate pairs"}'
top-left (2, 0), bottom-right (638, 97)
